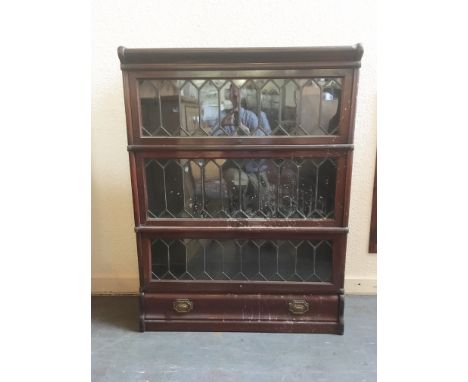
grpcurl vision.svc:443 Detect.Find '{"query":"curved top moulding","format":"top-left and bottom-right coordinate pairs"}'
top-left (118, 44), bottom-right (364, 71)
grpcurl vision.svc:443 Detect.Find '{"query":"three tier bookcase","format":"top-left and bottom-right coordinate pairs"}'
top-left (118, 44), bottom-right (363, 333)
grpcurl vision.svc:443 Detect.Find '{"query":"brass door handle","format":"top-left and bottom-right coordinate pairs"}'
top-left (173, 298), bottom-right (193, 313)
top-left (288, 300), bottom-right (309, 315)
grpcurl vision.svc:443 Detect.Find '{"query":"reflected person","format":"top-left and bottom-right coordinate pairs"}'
top-left (212, 85), bottom-right (274, 215)
top-left (212, 84), bottom-right (271, 137)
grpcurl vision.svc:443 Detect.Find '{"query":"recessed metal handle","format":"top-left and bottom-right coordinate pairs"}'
top-left (288, 300), bottom-right (309, 315)
top-left (173, 298), bottom-right (193, 313)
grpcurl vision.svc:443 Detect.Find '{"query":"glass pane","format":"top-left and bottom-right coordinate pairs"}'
top-left (317, 78), bottom-right (342, 134)
top-left (145, 157), bottom-right (337, 219)
top-left (260, 80), bottom-right (280, 134)
top-left (151, 239), bottom-right (333, 282)
top-left (199, 81), bottom-right (219, 136)
top-left (180, 81), bottom-right (199, 136)
top-left (139, 78), bottom-right (342, 136)
top-left (297, 80), bottom-right (320, 135)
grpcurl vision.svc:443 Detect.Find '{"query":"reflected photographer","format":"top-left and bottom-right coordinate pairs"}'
top-left (212, 84), bottom-right (274, 215)
top-left (213, 84), bottom-right (271, 137)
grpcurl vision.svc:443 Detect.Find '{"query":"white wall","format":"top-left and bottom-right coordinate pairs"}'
top-left (92, 0), bottom-right (377, 294)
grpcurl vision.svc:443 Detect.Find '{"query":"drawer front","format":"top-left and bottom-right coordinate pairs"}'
top-left (142, 293), bottom-right (339, 323)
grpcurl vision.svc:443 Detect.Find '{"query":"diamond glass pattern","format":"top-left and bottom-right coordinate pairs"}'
top-left (145, 157), bottom-right (337, 219)
top-left (151, 239), bottom-right (333, 282)
top-left (139, 78), bottom-right (342, 137)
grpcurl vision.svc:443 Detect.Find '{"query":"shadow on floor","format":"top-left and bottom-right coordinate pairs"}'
top-left (91, 295), bottom-right (140, 332)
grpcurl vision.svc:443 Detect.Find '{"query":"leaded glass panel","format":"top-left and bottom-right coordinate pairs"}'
top-left (139, 78), bottom-right (342, 137)
top-left (151, 239), bottom-right (333, 282)
top-left (145, 157), bottom-right (337, 219)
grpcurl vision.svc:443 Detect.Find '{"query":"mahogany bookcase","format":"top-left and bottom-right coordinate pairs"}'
top-left (118, 45), bottom-right (363, 333)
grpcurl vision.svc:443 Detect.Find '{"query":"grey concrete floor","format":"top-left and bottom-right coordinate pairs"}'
top-left (92, 295), bottom-right (376, 382)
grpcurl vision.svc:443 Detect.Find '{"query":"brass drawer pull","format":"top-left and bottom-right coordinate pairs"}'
top-left (288, 300), bottom-right (309, 315)
top-left (173, 298), bottom-right (193, 313)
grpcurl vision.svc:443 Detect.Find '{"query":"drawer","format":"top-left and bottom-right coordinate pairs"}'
top-left (141, 292), bottom-right (342, 332)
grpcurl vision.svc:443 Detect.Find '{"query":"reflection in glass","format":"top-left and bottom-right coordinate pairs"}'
top-left (180, 81), bottom-right (199, 136)
top-left (139, 78), bottom-right (342, 137)
top-left (151, 239), bottom-right (333, 282)
top-left (260, 80), bottom-right (280, 133)
top-left (145, 157), bottom-right (336, 219)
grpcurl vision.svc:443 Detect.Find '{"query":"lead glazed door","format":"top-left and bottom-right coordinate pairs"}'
top-left (118, 45), bottom-right (363, 333)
